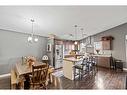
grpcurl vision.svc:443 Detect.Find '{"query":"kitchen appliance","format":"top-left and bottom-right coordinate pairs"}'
top-left (55, 45), bottom-right (63, 68)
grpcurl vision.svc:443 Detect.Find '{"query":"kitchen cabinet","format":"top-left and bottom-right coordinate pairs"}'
top-left (101, 36), bottom-right (113, 50)
top-left (74, 44), bottom-right (79, 51)
top-left (102, 40), bottom-right (111, 50)
top-left (94, 56), bottom-right (111, 68)
top-left (64, 41), bottom-right (79, 51)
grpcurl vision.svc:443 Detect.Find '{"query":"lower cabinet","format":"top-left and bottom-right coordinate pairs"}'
top-left (96, 56), bottom-right (110, 68)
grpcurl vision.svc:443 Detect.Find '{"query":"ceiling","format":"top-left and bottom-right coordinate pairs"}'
top-left (0, 6), bottom-right (127, 40)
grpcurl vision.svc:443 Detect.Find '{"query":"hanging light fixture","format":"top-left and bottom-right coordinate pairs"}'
top-left (34, 37), bottom-right (38, 42)
top-left (28, 19), bottom-right (38, 43)
top-left (81, 28), bottom-right (87, 38)
top-left (28, 36), bottom-right (33, 42)
top-left (74, 25), bottom-right (78, 45)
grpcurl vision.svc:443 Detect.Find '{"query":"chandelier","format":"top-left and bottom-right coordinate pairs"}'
top-left (28, 19), bottom-right (38, 43)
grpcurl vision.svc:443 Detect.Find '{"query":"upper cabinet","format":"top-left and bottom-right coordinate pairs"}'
top-left (102, 40), bottom-right (111, 50)
top-left (101, 36), bottom-right (114, 50)
top-left (63, 41), bottom-right (80, 51)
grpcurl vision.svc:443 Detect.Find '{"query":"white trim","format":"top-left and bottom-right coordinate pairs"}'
top-left (0, 73), bottom-right (10, 78)
top-left (123, 68), bottom-right (127, 71)
top-left (125, 35), bottom-right (127, 68)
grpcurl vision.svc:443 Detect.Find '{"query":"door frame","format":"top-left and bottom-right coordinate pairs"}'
top-left (125, 35), bottom-right (127, 67)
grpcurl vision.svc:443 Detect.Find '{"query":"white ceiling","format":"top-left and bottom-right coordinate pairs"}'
top-left (0, 6), bottom-right (127, 40)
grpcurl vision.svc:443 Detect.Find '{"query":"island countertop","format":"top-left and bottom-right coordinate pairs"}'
top-left (63, 57), bottom-right (83, 62)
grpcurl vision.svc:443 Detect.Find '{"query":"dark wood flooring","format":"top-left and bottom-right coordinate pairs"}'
top-left (0, 67), bottom-right (127, 89)
top-left (0, 76), bottom-right (11, 89)
top-left (48, 67), bottom-right (127, 89)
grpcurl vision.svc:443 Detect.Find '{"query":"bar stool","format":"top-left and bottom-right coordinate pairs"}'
top-left (73, 64), bottom-right (82, 80)
top-left (85, 56), bottom-right (97, 76)
top-left (115, 59), bottom-right (123, 71)
top-left (110, 56), bottom-right (115, 70)
top-left (73, 58), bottom-right (88, 80)
top-left (91, 56), bottom-right (97, 74)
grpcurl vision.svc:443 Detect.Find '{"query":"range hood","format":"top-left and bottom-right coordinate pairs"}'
top-left (85, 36), bottom-right (94, 48)
top-left (85, 36), bottom-right (94, 53)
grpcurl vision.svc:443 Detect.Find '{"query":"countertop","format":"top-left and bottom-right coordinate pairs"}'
top-left (63, 57), bottom-right (83, 62)
top-left (93, 54), bottom-right (111, 57)
top-left (64, 54), bottom-right (83, 56)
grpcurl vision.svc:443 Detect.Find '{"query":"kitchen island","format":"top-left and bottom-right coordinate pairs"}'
top-left (63, 57), bottom-right (82, 80)
top-left (64, 54), bottom-right (83, 58)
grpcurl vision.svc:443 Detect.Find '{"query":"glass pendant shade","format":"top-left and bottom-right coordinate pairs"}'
top-left (34, 37), bottom-right (38, 42)
top-left (27, 19), bottom-right (38, 43)
top-left (74, 41), bottom-right (78, 45)
top-left (28, 36), bottom-right (33, 42)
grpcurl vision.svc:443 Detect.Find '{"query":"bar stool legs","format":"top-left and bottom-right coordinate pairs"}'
top-left (73, 66), bottom-right (83, 80)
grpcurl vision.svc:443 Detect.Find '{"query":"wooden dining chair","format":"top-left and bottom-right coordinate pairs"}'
top-left (30, 64), bottom-right (49, 89)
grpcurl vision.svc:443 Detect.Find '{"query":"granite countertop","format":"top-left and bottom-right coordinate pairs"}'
top-left (93, 54), bottom-right (111, 57)
top-left (64, 54), bottom-right (83, 55)
top-left (63, 57), bottom-right (83, 62)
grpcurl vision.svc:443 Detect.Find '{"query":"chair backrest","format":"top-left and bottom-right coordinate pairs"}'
top-left (85, 56), bottom-right (96, 67)
top-left (81, 57), bottom-right (88, 65)
top-left (32, 64), bottom-right (49, 84)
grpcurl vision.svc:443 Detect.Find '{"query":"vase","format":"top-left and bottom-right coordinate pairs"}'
top-left (96, 50), bottom-right (100, 54)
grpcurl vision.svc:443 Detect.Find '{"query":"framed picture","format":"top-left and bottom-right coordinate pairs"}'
top-left (47, 43), bottom-right (51, 52)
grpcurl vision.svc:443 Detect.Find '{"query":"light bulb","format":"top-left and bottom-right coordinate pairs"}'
top-left (28, 36), bottom-right (33, 42)
top-left (74, 41), bottom-right (78, 45)
top-left (34, 38), bottom-right (38, 42)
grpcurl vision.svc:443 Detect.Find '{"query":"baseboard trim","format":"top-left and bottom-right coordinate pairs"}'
top-left (0, 73), bottom-right (10, 78)
top-left (123, 68), bottom-right (127, 71)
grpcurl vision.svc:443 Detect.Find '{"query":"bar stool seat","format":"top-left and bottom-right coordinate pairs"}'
top-left (74, 64), bottom-right (83, 70)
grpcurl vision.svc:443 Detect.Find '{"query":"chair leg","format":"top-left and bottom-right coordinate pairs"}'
top-left (79, 69), bottom-right (80, 80)
top-left (81, 70), bottom-right (83, 80)
top-left (74, 68), bottom-right (76, 80)
top-left (41, 83), bottom-right (47, 89)
top-left (33, 84), bottom-right (34, 89)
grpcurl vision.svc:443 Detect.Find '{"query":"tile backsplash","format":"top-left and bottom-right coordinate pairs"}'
top-left (94, 49), bottom-right (112, 55)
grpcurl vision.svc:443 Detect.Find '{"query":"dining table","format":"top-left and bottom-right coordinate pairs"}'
top-left (14, 61), bottom-right (54, 89)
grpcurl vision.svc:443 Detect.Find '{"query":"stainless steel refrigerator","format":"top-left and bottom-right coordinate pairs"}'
top-left (54, 44), bottom-right (63, 68)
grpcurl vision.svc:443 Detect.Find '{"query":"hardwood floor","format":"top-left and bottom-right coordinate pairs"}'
top-left (0, 67), bottom-right (126, 89)
top-left (48, 67), bottom-right (127, 89)
top-left (0, 76), bottom-right (11, 89)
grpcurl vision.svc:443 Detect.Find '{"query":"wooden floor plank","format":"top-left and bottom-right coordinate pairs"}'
top-left (0, 67), bottom-right (126, 89)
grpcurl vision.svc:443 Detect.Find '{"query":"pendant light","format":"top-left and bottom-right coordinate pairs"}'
top-left (34, 37), bottom-right (38, 42)
top-left (74, 25), bottom-right (78, 45)
top-left (28, 19), bottom-right (38, 43)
